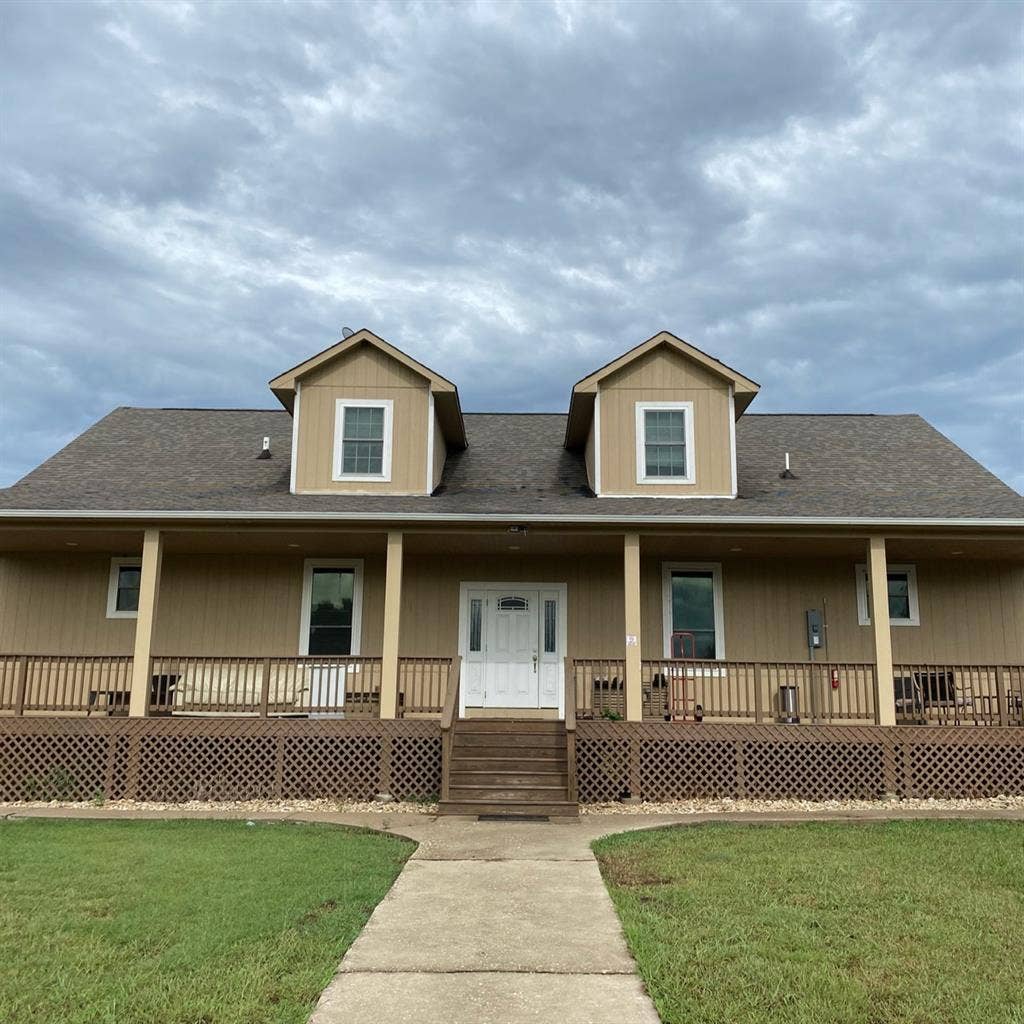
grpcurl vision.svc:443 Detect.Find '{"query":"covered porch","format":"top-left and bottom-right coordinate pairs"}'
top-left (1, 524), bottom-right (1022, 728)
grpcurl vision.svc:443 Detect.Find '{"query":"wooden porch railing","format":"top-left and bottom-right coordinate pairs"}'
top-left (893, 663), bottom-right (1024, 727)
top-left (571, 658), bottom-right (627, 719)
top-left (0, 655), bottom-right (134, 715)
top-left (149, 655), bottom-right (383, 716)
top-left (569, 657), bottom-right (1024, 727)
top-left (398, 656), bottom-right (454, 717)
top-left (563, 657), bottom-right (578, 803)
top-left (440, 655), bottom-right (462, 801)
top-left (640, 659), bottom-right (878, 724)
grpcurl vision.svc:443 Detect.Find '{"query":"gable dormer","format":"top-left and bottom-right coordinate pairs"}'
top-left (269, 330), bottom-right (465, 495)
top-left (564, 331), bottom-right (759, 498)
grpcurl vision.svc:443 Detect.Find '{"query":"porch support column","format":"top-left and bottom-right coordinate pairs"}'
top-left (623, 533), bottom-right (643, 722)
top-left (128, 529), bottom-right (163, 718)
top-left (867, 535), bottom-right (896, 726)
top-left (379, 531), bottom-right (404, 720)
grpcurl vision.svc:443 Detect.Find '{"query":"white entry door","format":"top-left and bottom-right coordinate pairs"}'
top-left (460, 584), bottom-right (565, 712)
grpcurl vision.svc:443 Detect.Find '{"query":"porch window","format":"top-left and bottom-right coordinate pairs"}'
top-left (636, 401), bottom-right (695, 484)
top-left (661, 562), bottom-right (724, 659)
top-left (856, 563), bottom-right (920, 626)
top-left (300, 560), bottom-right (364, 656)
top-left (333, 399), bottom-right (393, 481)
top-left (106, 557), bottom-right (142, 619)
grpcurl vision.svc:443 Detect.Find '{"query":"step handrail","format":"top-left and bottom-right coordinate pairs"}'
top-left (564, 657), bottom-right (578, 804)
top-left (440, 655), bottom-right (462, 802)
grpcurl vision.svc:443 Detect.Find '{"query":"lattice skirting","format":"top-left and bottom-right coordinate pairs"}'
top-left (0, 718), bottom-right (441, 802)
top-left (576, 722), bottom-right (1024, 802)
top-left (2, 718), bottom-right (1020, 805)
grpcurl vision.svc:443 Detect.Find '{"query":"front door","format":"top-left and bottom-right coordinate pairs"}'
top-left (461, 584), bottom-right (565, 712)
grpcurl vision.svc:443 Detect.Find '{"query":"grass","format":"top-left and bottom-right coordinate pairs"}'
top-left (0, 818), bottom-right (414, 1024)
top-left (594, 820), bottom-right (1024, 1024)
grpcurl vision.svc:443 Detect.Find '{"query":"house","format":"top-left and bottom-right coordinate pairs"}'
top-left (1, 329), bottom-right (1022, 814)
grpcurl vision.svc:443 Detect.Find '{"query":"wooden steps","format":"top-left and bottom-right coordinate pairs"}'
top-left (438, 718), bottom-right (578, 818)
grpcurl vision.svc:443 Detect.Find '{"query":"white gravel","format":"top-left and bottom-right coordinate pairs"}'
top-left (579, 795), bottom-right (1024, 815)
top-left (0, 797), bottom-right (438, 814)
top-left (3, 795), bottom-right (1022, 817)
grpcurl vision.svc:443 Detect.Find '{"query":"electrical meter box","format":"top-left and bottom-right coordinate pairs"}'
top-left (806, 609), bottom-right (823, 655)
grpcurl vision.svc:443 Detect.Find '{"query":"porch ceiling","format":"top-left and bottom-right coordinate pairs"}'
top-left (1, 525), bottom-right (1020, 562)
top-left (0, 526), bottom-right (145, 553)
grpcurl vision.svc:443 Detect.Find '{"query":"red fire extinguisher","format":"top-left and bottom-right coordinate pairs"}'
top-left (831, 668), bottom-right (841, 690)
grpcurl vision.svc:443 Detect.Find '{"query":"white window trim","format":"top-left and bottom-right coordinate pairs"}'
top-left (289, 382), bottom-right (301, 494)
top-left (661, 561), bottom-right (725, 658)
top-left (332, 399), bottom-right (393, 482)
top-left (425, 391), bottom-right (435, 493)
top-left (728, 384), bottom-right (738, 498)
top-left (299, 558), bottom-right (364, 656)
top-left (635, 401), bottom-right (695, 485)
top-left (855, 562), bottom-right (920, 627)
top-left (106, 556), bottom-right (142, 619)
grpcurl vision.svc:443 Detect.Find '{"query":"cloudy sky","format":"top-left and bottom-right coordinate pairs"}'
top-left (2, 0), bottom-right (1022, 492)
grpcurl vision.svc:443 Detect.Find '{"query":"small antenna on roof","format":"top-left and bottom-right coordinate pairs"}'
top-left (779, 451), bottom-right (797, 480)
top-left (341, 327), bottom-right (355, 338)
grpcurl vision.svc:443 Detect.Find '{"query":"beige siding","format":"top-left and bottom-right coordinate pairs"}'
top-left (2, 551), bottom-right (1021, 666)
top-left (0, 555), bottom-right (136, 654)
top-left (396, 554), bottom-right (624, 659)
top-left (294, 343), bottom-right (431, 494)
top-left (431, 405), bottom-right (447, 491)
top-left (597, 347), bottom-right (734, 497)
top-left (641, 557), bottom-right (1024, 663)
top-left (0, 554), bottom-right (387, 658)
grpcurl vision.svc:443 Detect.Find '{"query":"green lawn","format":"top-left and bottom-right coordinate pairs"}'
top-left (594, 820), bottom-right (1024, 1024)
top-left (0, 818), bottom-right (414, 1024)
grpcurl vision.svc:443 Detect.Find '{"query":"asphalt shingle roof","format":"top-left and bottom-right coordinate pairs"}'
top-left (1, 408), bottom-right (1021, 520)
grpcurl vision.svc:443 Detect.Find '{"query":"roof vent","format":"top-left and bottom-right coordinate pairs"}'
top-left (256, 436), bottom-right (272, 460)
top-left (341, 327), bottom-right (355, 338)
top-left (779, 451), bottom-right (797, 480)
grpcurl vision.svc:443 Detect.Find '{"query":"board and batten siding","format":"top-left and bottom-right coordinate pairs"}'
top-left (642, 557), bottom-right (1024, 663)
top-left (0, 555), bottom-right (136, 655)
top-left (0, 554), bottom-right (387, 658)
top-left (396, 554), bottom-right (625, 659)
top-left (0, 553), bottom-right (1020, 665)
top-left (596, 347), bottom-right (734, 497)
top-left (294, 343), bottom-right (432, 494)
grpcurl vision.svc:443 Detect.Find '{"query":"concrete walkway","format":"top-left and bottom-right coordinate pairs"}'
top-left (308, 816), bottom-right (660, 1024)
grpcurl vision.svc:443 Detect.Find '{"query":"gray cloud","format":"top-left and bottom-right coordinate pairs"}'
top-left (2, 0), bottom-right (1021, 491)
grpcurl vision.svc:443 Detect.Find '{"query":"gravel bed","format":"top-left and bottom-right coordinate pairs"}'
top-left (3, 795), bottom-right (1021, 817)
top-left (0, 798), bottom-right (438, 814)
top-left (580, 795), bottom-right (1024, 815)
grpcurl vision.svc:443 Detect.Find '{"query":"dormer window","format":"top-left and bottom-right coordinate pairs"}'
top-left (333, 399), bottom-right (393, 481)
top-left (635, 401), bottom-right (695, 484)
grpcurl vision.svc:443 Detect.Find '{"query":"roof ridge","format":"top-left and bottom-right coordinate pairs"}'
top-left (117, 406), bottom-right (285, 413)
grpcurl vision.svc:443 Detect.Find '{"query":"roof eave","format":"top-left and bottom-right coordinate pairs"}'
top-left (2, 508), bottom-right (1022, 529)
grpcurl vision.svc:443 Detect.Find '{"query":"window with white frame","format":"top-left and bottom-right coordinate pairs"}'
top-left (661, 562), bottom-right (724, 658)
top-left (635, 401), bottom-right (695, 484)
top-left (106, 557), bottom-right (142, 618)
top-left (856, 563), bottom-right (920, 626)
top-left (299, 559), bottom-right (364, 655)
top-left (333, 399), bottom-right (393, 481)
